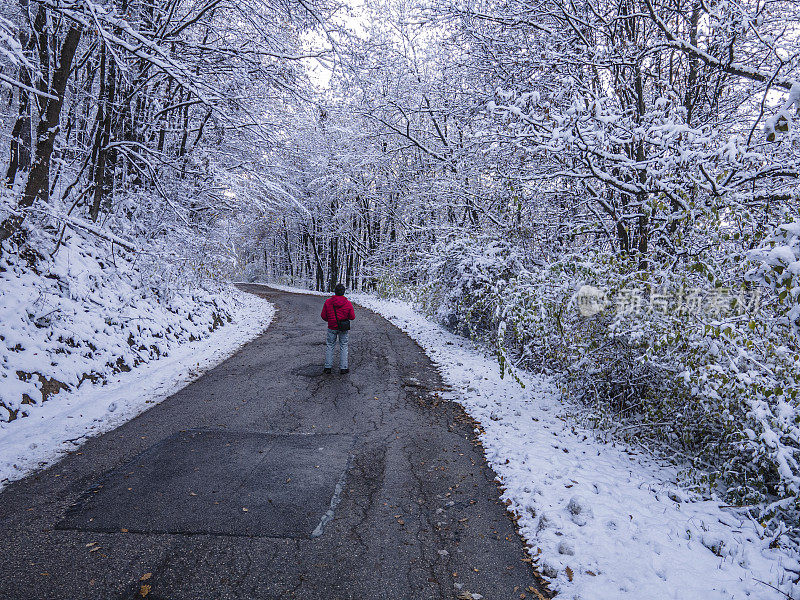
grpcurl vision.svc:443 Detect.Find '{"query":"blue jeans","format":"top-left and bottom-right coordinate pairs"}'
top-left (325, 330), bottom-right (349, 369)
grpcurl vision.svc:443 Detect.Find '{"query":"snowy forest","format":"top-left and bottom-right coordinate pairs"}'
top-left (1, 0), bottom-right (800, 594)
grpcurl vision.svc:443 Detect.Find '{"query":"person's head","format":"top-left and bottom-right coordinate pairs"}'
top-left (334, 283), bottom-right (346, 296)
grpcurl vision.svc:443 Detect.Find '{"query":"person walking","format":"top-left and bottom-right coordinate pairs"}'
top-left (321, 283), bottom-right (355, 374)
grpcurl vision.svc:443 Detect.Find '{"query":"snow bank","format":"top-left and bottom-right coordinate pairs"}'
top-left (263, 282), bottom-right (327, 296)
top-left (346, 291), bottom-right (798, 600)
top-left (0, 287), bottom-right (274, 490)
top-left (0, 230), bottom-right (244, 421)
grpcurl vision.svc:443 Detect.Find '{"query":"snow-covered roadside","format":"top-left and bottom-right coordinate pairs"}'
top-left (0, 287), bottom-right (274, 490)
top-left (340, 290), bottom-right (798, 600)
top-left (265, 282), bottom-right (327, 296)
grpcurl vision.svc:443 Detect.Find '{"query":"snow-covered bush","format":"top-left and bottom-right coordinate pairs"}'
top-left (418, 236), bottom-right (526, 338)
top-left (749, 218), bottom-right (800, 339)
top-left (415, 235), bottom-right (800, 525)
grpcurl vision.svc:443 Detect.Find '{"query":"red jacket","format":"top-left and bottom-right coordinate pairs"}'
top-left (321, 295), bottom-right (355, 330)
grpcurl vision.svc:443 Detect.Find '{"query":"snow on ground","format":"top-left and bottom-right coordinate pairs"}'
top-left (0, 287), bottom-right (274, 491)
top-left (1, 231), bottom-right (246, 421)
top-left (343, 290), bottom-right (798, 600)
top-left (266, 282), bottom-right (328, 296)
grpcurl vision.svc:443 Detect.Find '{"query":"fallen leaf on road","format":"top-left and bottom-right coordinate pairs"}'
top-left (85, 542), bottom-right (98, 547)
top-left (89, 547), bottom-right (101, 553)
top-left (189, 492), bottom-right (197, 496)
top-left (565, 566), bottom-right (574, 581)
top-left (140, 584), bottom-right (151, 597)
top-left (242, 507), bottom-right (248, 512)
top-left (140, 573), bottom-right (152, 581)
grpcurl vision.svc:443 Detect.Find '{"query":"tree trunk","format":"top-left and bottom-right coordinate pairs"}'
top-left (283, 218), bottom-right (293, 279)
top-left (1, 25), bottom-right (81, 244)
top-left (90, 44), bottom-right (117, 222)
top-left (329, 236), bottom-right (338, 292)
top-left (4, 0), bottom-right (35, 188)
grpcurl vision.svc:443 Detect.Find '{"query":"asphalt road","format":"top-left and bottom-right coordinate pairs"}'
top-left (0, 285), bottom-right (548, 600)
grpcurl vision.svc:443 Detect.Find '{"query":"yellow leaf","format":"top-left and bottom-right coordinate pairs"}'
top-left (140, 584), bottom-right (151, 597)
top-left (140, 573), bottom-right (152, 581)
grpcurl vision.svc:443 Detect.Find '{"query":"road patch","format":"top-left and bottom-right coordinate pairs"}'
top-left (57, 430), bottom-right (354, 538)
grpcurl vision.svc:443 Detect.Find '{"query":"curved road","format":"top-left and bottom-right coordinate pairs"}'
top-left (0, 286), bottom-right (547, 600)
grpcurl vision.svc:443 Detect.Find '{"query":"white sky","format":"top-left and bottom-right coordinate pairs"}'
top-left (302, 2), bottom-right (369, 89)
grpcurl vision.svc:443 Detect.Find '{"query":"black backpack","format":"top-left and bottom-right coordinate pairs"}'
top-left (332, 302), bottom-right (351, 332)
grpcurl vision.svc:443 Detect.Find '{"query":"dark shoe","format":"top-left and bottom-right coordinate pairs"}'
top-left (323, 368), bottom-right (332, 374)
top-left (340, 368), bottom-right (349, 374)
